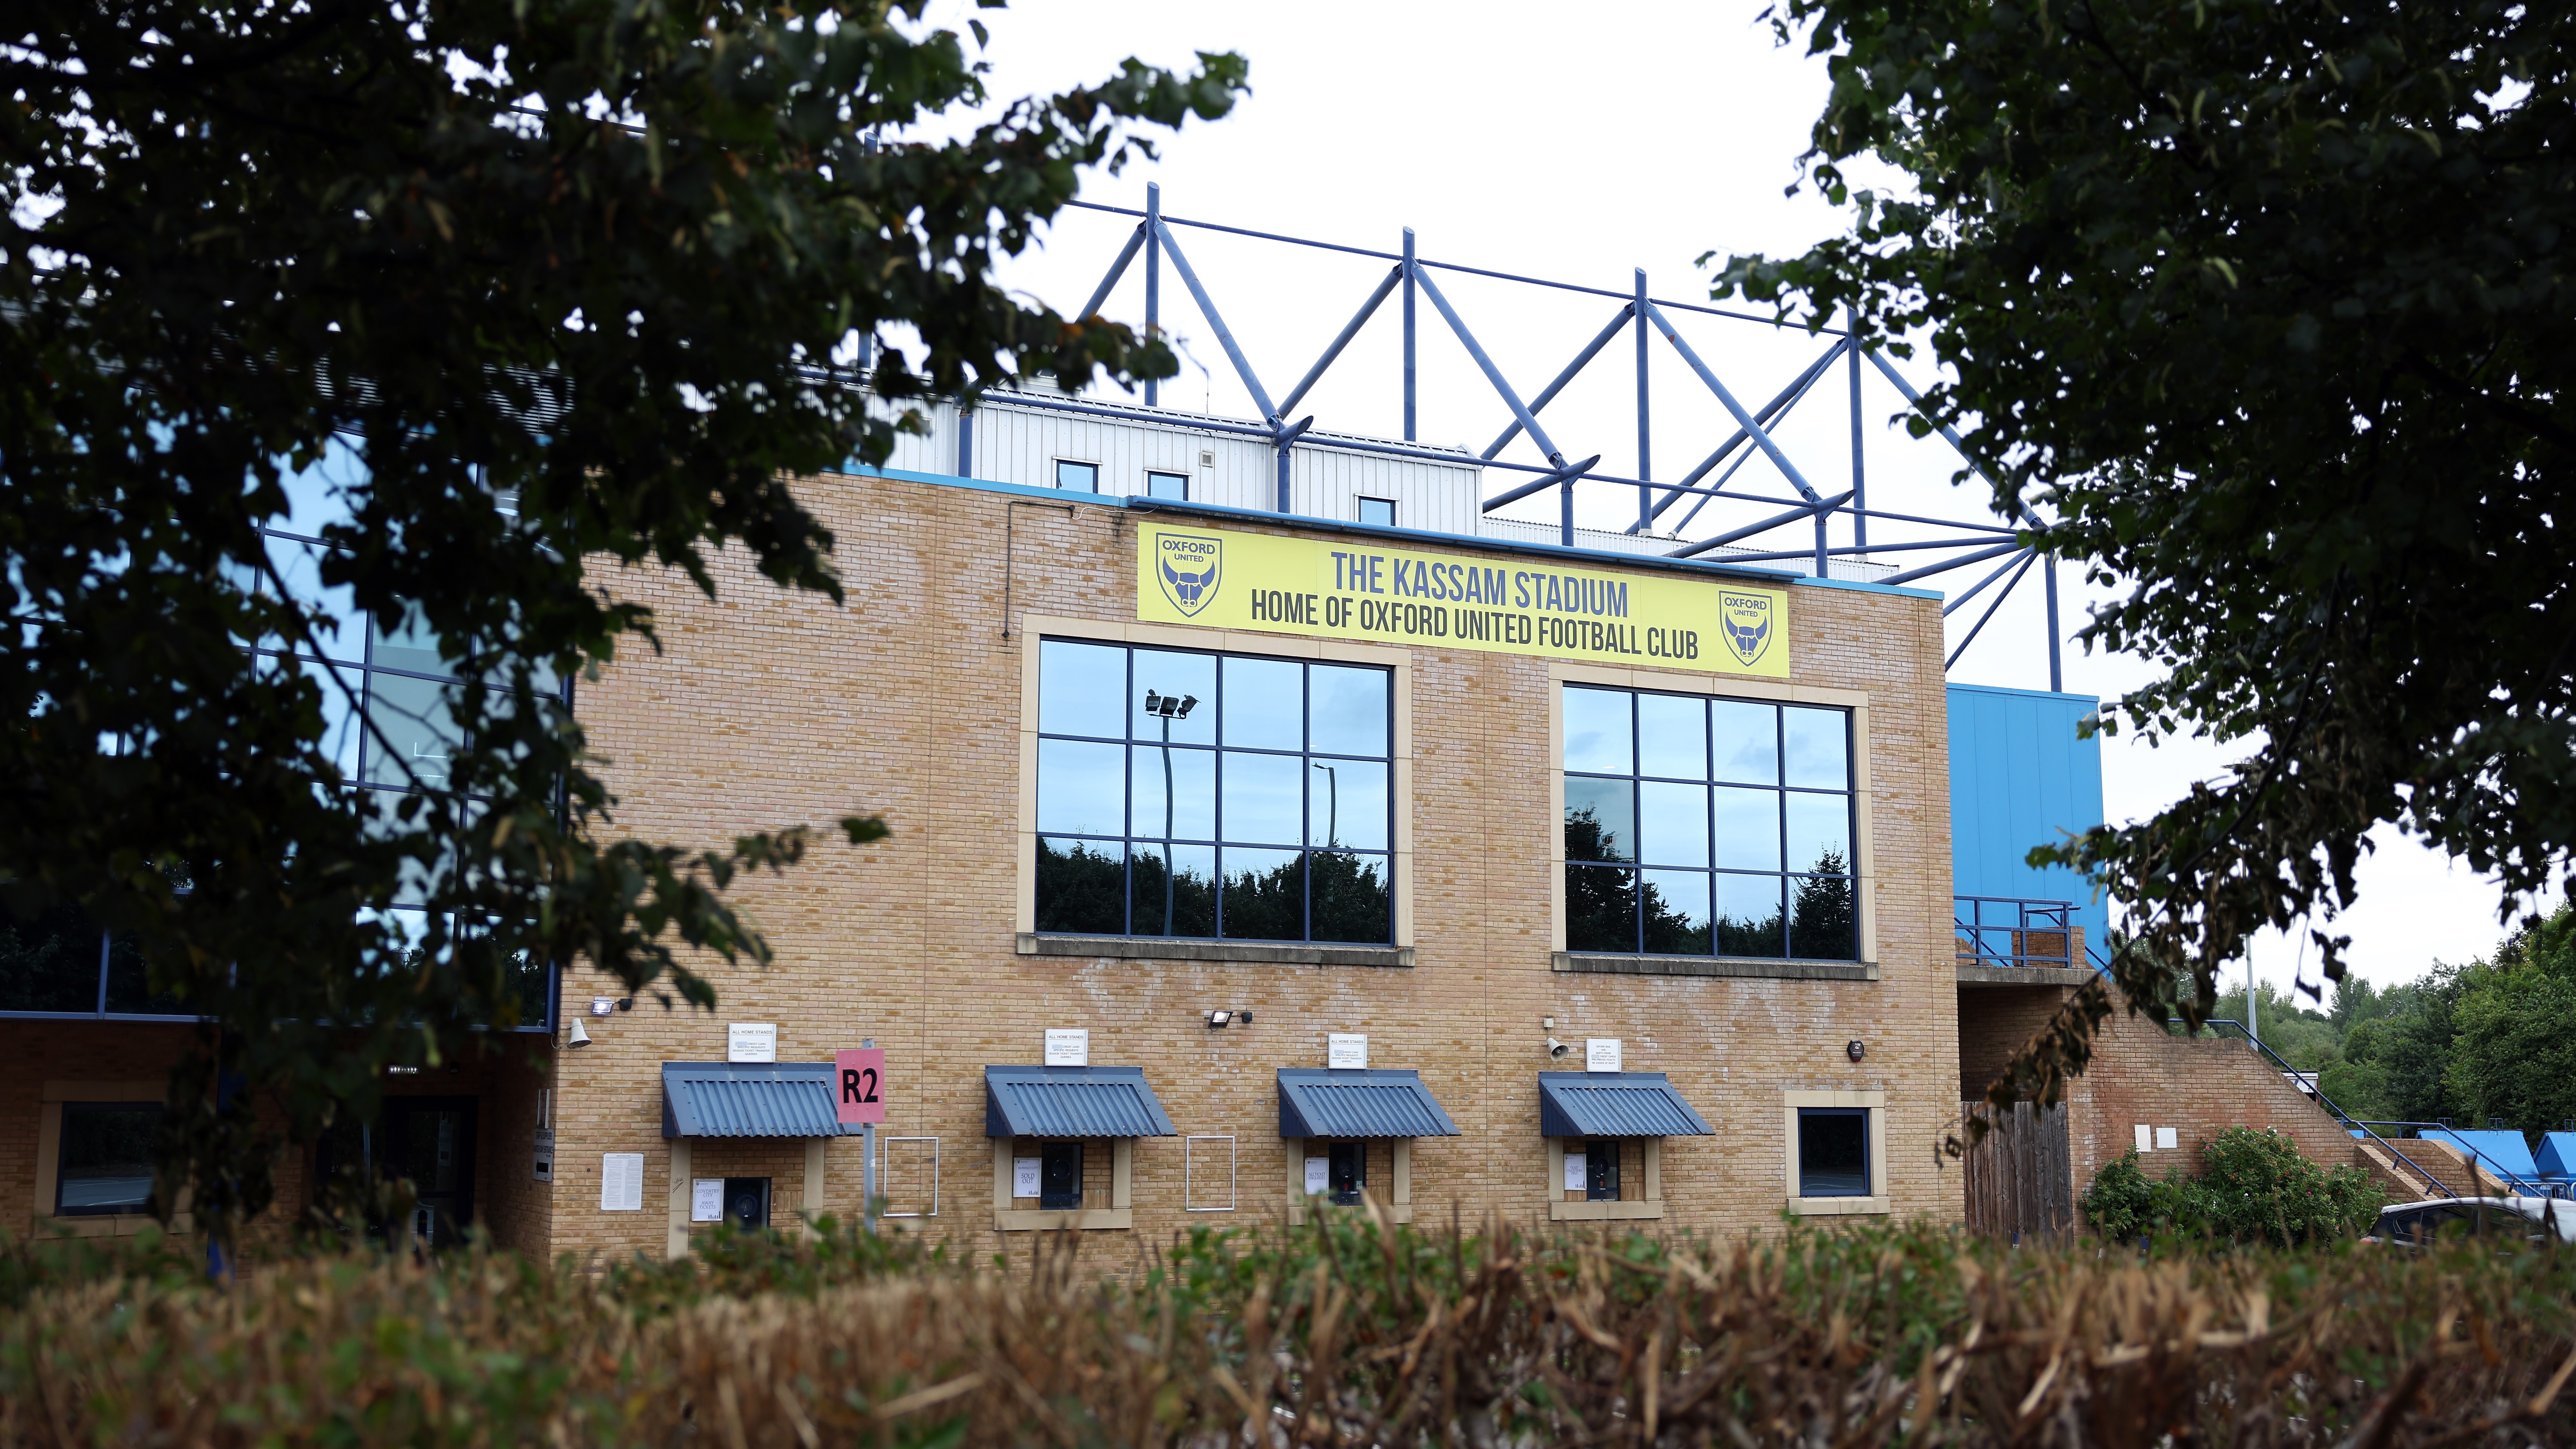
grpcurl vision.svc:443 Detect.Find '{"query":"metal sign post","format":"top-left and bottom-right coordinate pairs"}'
top-left (838, 1039), bottom-right (886, 1235)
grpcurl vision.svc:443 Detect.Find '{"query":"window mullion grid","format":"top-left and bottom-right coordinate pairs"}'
top-left (1123, 646), bottom-right (1136, 937)
top-left (1775, 706), bottom-right (1790, 957)
top-left (1629, 689), bottom-right (1644, 954)
top-left (1300, 663), bottom-right (1312, 945)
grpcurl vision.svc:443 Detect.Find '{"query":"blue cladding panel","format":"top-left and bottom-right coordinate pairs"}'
top-left (1537, 1073), bottom-right (1714, 1138)
top-left (1947, 683), bottom-right (2108, 942)
top-left (1277, 1069), bottom-right (1461, 1138)
top-left (984, 1066), bottom-right (1179, 1139)
top-left (661, 1062), bottom-right (853, 1139)
top-left (2537, 1133), bottom-right (2576, 1179)
top-left (2423, 1129), bottom-right (2543, 1183)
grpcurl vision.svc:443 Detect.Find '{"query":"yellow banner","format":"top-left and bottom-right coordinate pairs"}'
top-left (1134, 522), bottom-right (1789, 677)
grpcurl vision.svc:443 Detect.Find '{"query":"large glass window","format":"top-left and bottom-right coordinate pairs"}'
top-left (1035, 639), bottom-right (1393, 944)
top-left (1564, 686), bottom-right (1856, 959)
top-left (55, 1102), bottom-right (162, 1215)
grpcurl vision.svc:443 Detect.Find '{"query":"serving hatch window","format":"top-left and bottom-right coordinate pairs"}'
top-left (1034, 639), bottom-right (1393, 945)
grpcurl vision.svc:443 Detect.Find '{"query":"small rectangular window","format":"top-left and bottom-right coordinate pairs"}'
top-left (1145, 470), bottom-right (1189, 500)
top-left (1039, 1141), bottom-right (1084, 1209)
top-left (1055, 460), bottom-right (1100, 493)
top-left (55, 1102), bottom-right (161, 1216)
top-left (1357, 496), bottom-right (1396, 527)
top-left (1585, 1138), bottom-right (1622, 1201)
top-left (720, 1176), bottom-right (770, 1229)
top-left (1797, 1108), bottom-right (1869, 1197)
top-left (1327, 1141), bottom-right (1367, 1205)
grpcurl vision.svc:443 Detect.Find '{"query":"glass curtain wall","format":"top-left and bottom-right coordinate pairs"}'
top-left (1562, 685), bottom-right (1858, 959)
top-left (0, 435), bottom-right (561, 1024)
top-left (1034, 639), bottom-right (1394, 944)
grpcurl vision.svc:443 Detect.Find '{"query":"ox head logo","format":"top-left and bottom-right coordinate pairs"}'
top-left (1155, 532), bottom-right (1223, 617)
top-left (1719, 591), bottom-right (1775, 668)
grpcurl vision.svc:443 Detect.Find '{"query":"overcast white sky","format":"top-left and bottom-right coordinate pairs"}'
top-left (904, 0), bottom-right (2552, 995)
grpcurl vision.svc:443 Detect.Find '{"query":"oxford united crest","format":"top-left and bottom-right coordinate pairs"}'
top-left (1156, 532), bottom-right (1224, 617)
top-left (1719, 591), bottom-right (1774, 668)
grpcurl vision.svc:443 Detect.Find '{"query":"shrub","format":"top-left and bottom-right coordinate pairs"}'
top-left (2081, 1128), bottom-right (2385, 1246)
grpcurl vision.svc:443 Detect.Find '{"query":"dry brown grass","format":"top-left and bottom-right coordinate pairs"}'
top-left (6, 1210), bottom-right (2574, 1447)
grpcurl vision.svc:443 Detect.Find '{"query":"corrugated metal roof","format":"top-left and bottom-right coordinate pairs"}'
top-left (1537, 1072), bottom-right (1713, 1139)
top-left (984, 1066), bottom-right (1178, 1139)
top-left (661, 1062), bottom-right (854, 1139)
top-left (1277, 1069), bottom-right (1461, 1139)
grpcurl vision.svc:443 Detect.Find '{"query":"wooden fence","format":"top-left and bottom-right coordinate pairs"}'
top-left (1960, 1100), bottom-right (2073, 1242)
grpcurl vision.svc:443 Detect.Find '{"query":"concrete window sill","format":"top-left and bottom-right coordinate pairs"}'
top-left (1018, 934), bottom-right (1413, 968)
top-left (994, 1207), bottom-right (1134, 1232)
top-left (1549, 1199), bottom-right (1665, 1222)
top-left (1787, 1196), bottom-right (1890, 1216)
top-left (38, 1212), bottom-right (191, 1238)
top-left (1554, 952), bottom-right (1877, 982)
top-left (1955, 963), bottom-right (2095, 987)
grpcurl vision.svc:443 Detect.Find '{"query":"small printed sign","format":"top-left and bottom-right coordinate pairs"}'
top-left (835, 1048), bottom-right (887, 1125)
top-left (2134, 1123), bottom-right (2153, 1153)
top-left (1044, 1028), bottom-right (1090, 1067)
top-left (1305, 1156), bottom-right (1329, 1196)
top-left (1013, 1156), bottom-right (1043, 1198)
top-left (1563, 1151), bottom-right (1588, 1193)
top-left (691, 1179), bottom-right (724, 1223)
top-left (1327, 1033), bottom-right (1368, 1070)
top-left (727, 1022), bottom-right (778, 1063)
top-left (2156, 1126), bottom-right (2178, 1151)
top-left (1585, 1038), bottom-right (1622, 1073)
top-left (600, 1152), bottom-right (644, 1212)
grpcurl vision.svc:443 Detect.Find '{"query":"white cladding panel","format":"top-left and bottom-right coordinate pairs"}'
top-left (861, 396), bottom-right (1480, 528)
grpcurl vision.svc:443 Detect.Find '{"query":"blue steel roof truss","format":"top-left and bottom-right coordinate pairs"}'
top-left (941, 187), bottom-right (2070, 690)
top-left (1276, 1069), bottom-right (1461, 1139)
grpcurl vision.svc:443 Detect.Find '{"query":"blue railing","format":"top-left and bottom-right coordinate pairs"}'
top-left (1954, 896), bottom-right (2075, 970)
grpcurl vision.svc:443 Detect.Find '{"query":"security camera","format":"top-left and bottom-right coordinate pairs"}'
top-left (1546, 1036), bottom-right (1571, 1060)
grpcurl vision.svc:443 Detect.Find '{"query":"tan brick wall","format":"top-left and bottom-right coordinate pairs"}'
top-left (2071, 1002), bottom-right (2359, 1188)
top-left (543, 469), bottom-right (1965, 1261)
top-left (1956, 985), bottom-right (2072, 1101)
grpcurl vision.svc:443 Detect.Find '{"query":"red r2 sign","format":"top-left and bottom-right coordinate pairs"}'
top-left (834, 1048), bottom-right (886, 1125)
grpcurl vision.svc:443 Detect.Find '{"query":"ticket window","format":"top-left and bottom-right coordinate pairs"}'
top-left (1561, 1140), bottom-right (1640, 1203)
top-left (1327, 1142), bottom-right (1367, 1205)
top-left (1009, 1140), bottom-right (1096, 1211)
top-left (722, 1176), bottom-right (770, 1230)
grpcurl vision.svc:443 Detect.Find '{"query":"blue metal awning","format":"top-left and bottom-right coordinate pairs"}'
top-left (1277, 1069), bottom-right (1461, 1139)
top-left (661, 1062), bottom-right (855, 1139)
top-left (1537, 1072), bottom-right (1714, 1139)
top-left (984, 1066), bottom-right (1179, 1139)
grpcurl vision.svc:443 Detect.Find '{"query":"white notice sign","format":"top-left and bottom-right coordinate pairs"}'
top-left (1304, 1156), bottom-right (1329, 1196)
top-left (600, 1152), bottom-right (644, 1211)
top-left (1013, 1156), bottom-right (1042, 1198)
top-left (691, 1179), bottom-right (724, 1222)
top-left (727, 1022), bottom-right (778, 1063)
top-left (1044, 1028), bottom-right (1090, 1066)
top-left (1585, 1038), bottom-right (1622, 1073)
top-left (1563, 1151), bottom-right (1587, 1193)
top-left (1327, 1033), bottom-right (1368, 1070)
top-left (2156, 1126), bottom-right (2179, 1151)
top-left (2134, 1123), bottom-right (2154, 1153)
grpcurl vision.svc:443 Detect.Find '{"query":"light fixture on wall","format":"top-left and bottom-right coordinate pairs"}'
top-left (1847, 1039), bottom-right (1866, 1062)
top-left (1205, 1008), bottom-right (1253, 1029)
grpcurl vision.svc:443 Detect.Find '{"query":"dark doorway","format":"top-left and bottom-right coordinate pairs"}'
top-left (316, 1096), bottom-right (479, 1249)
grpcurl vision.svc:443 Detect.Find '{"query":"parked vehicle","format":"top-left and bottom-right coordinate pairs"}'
top-left (2362, 1197), bottom-right (2576, 1249)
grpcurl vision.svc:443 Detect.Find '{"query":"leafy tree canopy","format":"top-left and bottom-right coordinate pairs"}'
top-left (1, 0), bottom-right (1242, 1235)
top-left (1721, 0), bottom-right (2574, 1120)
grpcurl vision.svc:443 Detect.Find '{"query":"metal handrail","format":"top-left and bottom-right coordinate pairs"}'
top-left (2174, 1018), bottom-right (2461, 1200)
top-left (1953, 896), bottom-right (2075, 970)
